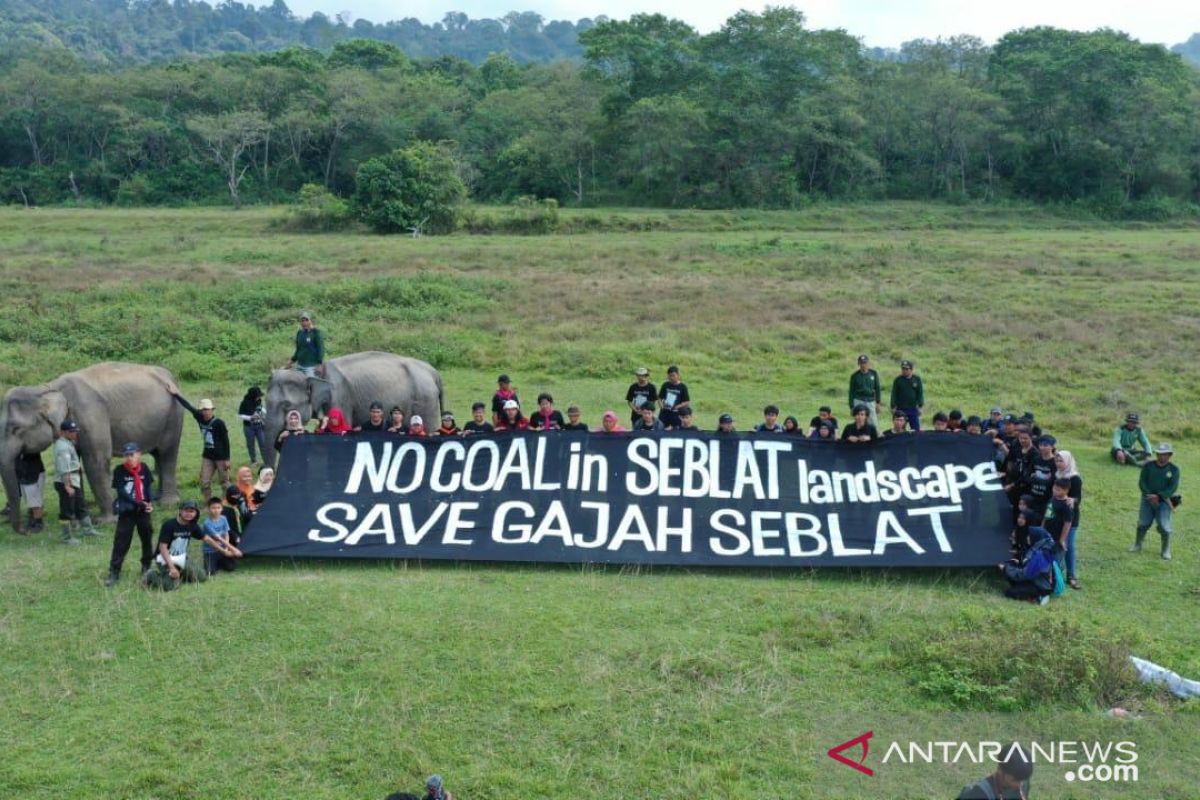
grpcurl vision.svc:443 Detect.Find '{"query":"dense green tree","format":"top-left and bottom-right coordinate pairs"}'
top-left (352, 141), bottom-right (466, 234)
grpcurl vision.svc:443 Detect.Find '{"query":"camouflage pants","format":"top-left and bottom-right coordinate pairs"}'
top-left (143, 561), bottom-right (207, 591)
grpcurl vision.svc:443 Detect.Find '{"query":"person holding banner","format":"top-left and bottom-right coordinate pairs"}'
top-left (435, 412), bottom-right (460, 437)
top-left (806, 406), bottom-right (839, 437)
top-left (882, 409), bottom-right (911, 439)
top-left (599, 410), bottom-right (625, 433)
top-left (633, 405), bottom-right (664, 431)
top-left (783, 416), bottom-right (801, 435)
top-left (316, 407), bottom-right (352, 435)
top-left (841, 406), bottom-right (878, 443)
top-left (563, 405), bottom-right (588, 431)
top-left (677, 406), bottom-right (699, 431)
top-left (274, 410), bottom-right (308, 453)
top-left (528, 393), bottom-right (564, 431)
top-left (462, 403), bottom-right (492, 435)
top-left (717, 413), bottom-right (736, 434)
top-left (407, 416), bottom-right (428, 437)
top-left (387, 407), bottom-right (408, 435)
top-left (755, 405), bottom-right (784, 433)
top-left (494, 400), bottom-right (528, 432)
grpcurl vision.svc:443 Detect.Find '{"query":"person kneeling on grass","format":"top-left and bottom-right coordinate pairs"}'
top-left (202, 497), bottom-right (243, 575)
top-left (146, 500), bottom-right (233, 590)
top-left (1112, 412), bottom-right (1152, 466)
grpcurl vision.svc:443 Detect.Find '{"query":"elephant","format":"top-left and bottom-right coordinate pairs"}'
top-left (264, 351), bottom-right (444, 468)
top-left (1, 363), bottom-right (184, 530)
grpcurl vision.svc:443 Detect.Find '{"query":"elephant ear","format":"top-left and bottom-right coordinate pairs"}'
top-left (39, 390), bottom-right (69, 428)
top-left (307, 377), bottom-right (333, 418)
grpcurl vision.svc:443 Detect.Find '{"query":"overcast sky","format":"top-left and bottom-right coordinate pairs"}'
top-left (280, 0), bottom-right (1196, 47)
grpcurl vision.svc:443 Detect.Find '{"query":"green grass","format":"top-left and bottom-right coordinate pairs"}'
top-left (0, 204), bottom-right (1198, 798)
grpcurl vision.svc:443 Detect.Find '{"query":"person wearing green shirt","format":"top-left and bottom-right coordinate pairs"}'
top-left (1112, 412), bottom-right (1152, 466)
top-left (889, 359), bottom-right (925, 432)
top-left (284, 310), bottom-right (325, 378)
top-left (1132, 442), bottom-right (1181, 559)
top-left (849, 354), bottom-right (882, 431)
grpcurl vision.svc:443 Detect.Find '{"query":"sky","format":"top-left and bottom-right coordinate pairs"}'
top-left (279, 0), bottom-right (1197, 47)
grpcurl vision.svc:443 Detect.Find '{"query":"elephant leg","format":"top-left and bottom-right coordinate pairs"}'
top-left (154, 440), bottom-right (181, 507)
top-left (81, 431), bottom-right (115, 523)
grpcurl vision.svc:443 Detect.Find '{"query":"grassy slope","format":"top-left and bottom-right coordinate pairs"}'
top-left (0, 204), bottom-right (1197, 799)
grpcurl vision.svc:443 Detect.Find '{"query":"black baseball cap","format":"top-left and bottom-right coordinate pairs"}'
top-left (857, 354), bottom-right (869, 364)
top-left (497, 374), bottom-right (510, 383)
top-left (369, 401), bottom-right (383, 411)
top-left (1126, 412), bottom-right (1140, 423)
top-left (60, 420), bottom-right (79, 432)
top-left (900, 359), bottom-right (913, 369)
top-left (718, 413), bottom-right (733, 424)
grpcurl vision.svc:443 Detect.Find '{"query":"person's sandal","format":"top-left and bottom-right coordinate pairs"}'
top-left (1069, 577), bottom-right (1081, 590)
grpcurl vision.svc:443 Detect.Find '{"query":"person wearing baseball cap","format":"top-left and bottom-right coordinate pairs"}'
top-left (284, 311), bottom-right (325, 378)
top-left (1112, 412), bottom-right (1152, 466)
top-left (563, 404), bottom-right (588, 431)
top-left (359, 401), bottom-right (388, 432)
top-left (494, 399), bottom-right (528, 432)
top-left (849, 354), bottom-right (882, 430)
top-left (165, 382), bottom-right (231, 502)
top-left (1132, 442), bottom-right (1181, 559)
top-left (716, 412), bottom-right (735, 434)
top-left (626, 367), bottom-right (658, 425)
top-left (889, 359), bottom-right (925, 432)
top-left (53, 420), bottom-right (99, 543)
top-left (106, 442), bottom-right (156, 587)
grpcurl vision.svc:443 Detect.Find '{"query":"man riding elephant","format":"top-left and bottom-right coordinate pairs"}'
top-left (1, 363), bottom-right (184, 531)
top-left (264, 352), bottom-right (443, 469)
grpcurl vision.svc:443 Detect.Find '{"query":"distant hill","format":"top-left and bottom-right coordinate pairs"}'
top-left (1172, 34), bottom-right (1200, 64)
top-left (0, 0), bottom-right (592, 65)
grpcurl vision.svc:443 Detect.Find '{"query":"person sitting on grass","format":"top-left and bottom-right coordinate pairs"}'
top-left (490, 374), bottom-right (518, 426)
top-left (462, 403), bottom-right (492, 435)
top-left (633, 404), bottom-right (665, 432)
top-left (145, 500), bottom-right (227, 590)
top-left (598, 410), bottom-right (625, 433)
top-left (528, 393), bottom-right (565, 431)
top-left (755, 405), bottom-right (784, 433)
top-left (840, 405), bottom-right (878, 443)
top-left (493, 401), bottom-right (528, 432)
top-left (387, 407), bottom-right (408, 435)
top-left (1112, 412), bottom-right (1152, 466)
top-left (202, 497), bottom-right (243, 575)
top-left (998, 520), bottom-right (1056, 605)
top-left (957, 742), bottom-right (1033, 799)
top-left (435, 412), bottom-right (459, 437)
top-left (563, 405), bottom-right (588, 431)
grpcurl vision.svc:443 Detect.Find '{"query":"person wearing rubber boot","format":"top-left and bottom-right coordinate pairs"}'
top-left (53, 420), bottom-right (100, 544)
top-left (1132, 442), bottom-right (1181, 560)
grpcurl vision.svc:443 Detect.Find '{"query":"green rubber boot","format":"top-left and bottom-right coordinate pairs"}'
top-left (80, 516), bottom-right (101, 537)
top-left (1161, 534), bottom-right (1172, 561)
top-left (59, 523), bottom-right (81, 546)
top-left (1129, 528), bottom-right (1147, 553)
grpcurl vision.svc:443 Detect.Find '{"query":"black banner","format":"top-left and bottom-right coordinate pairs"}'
top-left (241, 432), bottom-right (1012, 567)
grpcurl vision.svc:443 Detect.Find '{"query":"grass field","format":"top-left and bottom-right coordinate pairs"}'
top-left (0, 203), bottom-right (1198, 799)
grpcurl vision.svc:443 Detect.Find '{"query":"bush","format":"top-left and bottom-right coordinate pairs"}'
top-left (281, 184), bottom-right (355, 232)
top-left (352, 142), bottom-right (466, 235)
top-left (460, 197), bottom-right (561, 234)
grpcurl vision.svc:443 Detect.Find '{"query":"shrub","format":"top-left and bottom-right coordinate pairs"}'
top-left (352, 142), bottom-right (466, 235)
top-left (282, 184), bottom-right (355, 232)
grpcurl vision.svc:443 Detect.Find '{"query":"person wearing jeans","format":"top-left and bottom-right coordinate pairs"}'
top-left (1132, 442), bottom-right (1181, 560)
top-left (1055, 449), bottom-right (1083, 589)
top-left (237, 386), bottom-right (268, 465)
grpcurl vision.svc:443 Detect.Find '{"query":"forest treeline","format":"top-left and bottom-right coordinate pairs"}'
top-left (2, 9), bottom-right (1199, 213)
top-left (0, 0), bottom-right (591, 64)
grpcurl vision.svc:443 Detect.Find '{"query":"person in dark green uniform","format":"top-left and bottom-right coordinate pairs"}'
top-left (1111, 412), bottom-right (1152, 465)
top-left (889, 359), bottom-right (924, 431)
top-left (284, 311), bottom-right (325, 378)
top-left (848, 354), bottom-right (881, 431)
top-left (1132, 442), bottom-right (1181, 559)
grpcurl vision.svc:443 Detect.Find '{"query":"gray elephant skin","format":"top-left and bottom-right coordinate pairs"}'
top-left (264, 351), bottom-right (444, 468)
top-left (1, 362), bottom-right (183, 529)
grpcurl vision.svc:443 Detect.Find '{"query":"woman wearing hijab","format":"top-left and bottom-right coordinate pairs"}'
top-left (225, 465), bottom-right (260, 532)
top-left (237, 386), bottom-right (268, 465)
top-left (254, 467), bottom-right (274, 499)
top-left (316, 407), bottom-right (352, 435)
top-left (274, 410), bottom-right (307, 453)
top-left (1055, 449), bottom-right (1084, 589)
top-left (598, 410), bottom-right (625, 433)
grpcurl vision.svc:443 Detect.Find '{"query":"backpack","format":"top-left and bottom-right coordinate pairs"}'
top-left (1050, 560), bottom-right (1066, 597)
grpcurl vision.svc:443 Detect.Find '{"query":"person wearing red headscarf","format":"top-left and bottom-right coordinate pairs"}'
top-left (316, 407), bottom-right (352, 435)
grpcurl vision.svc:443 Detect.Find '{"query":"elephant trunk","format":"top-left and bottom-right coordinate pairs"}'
top-left (1, 440), bottom-right (22, 530)
top-left (263, 417), bottom-right (282, 471)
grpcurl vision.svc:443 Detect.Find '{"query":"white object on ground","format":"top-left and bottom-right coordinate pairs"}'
top-left (1129, 656), bottom-right (1200, 699)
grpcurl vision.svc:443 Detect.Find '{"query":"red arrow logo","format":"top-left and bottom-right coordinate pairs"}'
top-left (827, 731), bottom-right (874, 776)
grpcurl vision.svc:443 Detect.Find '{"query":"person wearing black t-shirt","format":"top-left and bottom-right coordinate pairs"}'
top-left (657, 365), bottom-right (690, 429)
top-left (1045, 478), bottom-right (1075, 574)
top-left (387, 407), bottom-right (408, 435)
top-left (676, 406), bottom-right (700, 432)
top-left (463, 402), bottom-right (494, 436)
top-left (529, 393), bottom-right (566, 431)
top-left (1026, 435), bottom-right (1059, 514)
top-left (840, 407), bottom-right (878, 443)
top-left (1001, 429), bottom-right (1036, 520)
top-left (716, 413), bottom-right (735, 434)
top-left (358, 401), bottom-right (388, 432)
top-left (146, 500), bottom-right (208, 589)
top-left (882, 409), bottom-right (911, 439)
top-left (626, 367), bottom-right (658, 424)
top-left (633, 405), bottom-right (665, 431)
top-left (806, 406), bottom-right (839, 437)
top-left (755, 405), bottom-right (784, 433)
top-left (165, 382), bottom-right (231, 502)
top-left (563, 405), bottom-right (589, 431)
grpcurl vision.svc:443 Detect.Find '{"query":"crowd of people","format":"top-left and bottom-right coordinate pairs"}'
top-left (3, 312), bottom-right (1184, 601)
